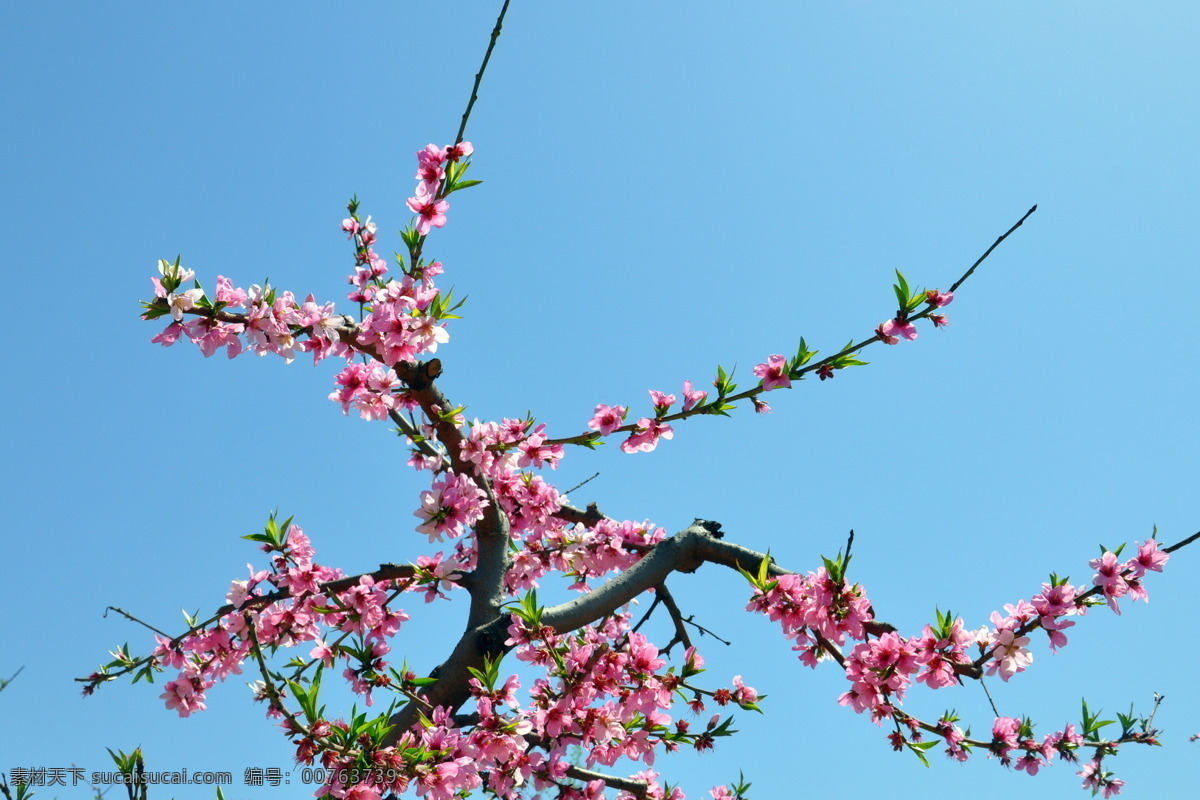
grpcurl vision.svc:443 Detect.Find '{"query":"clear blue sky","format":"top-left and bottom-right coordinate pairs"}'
top-left (2, 2), bottom-right (1198, 798)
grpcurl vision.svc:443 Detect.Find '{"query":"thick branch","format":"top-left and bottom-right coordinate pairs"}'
top-left (542, 521), bottom-right (718, 634)
top-left (381, 615), bottom-right (510, 746)
top-left (561, 765), bottom-right (648, 798)
top-left (553, 501), bottom-right (610, 528)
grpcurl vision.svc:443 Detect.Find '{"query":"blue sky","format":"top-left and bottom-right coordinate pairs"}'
top-left (2, 2), bottom-right (1198, 798)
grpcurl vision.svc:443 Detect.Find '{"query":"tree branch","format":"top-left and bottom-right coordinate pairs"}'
top-left (544, 205), bottom-right (1039, 448)
top-left (456, 0), bottom-right (511, 146)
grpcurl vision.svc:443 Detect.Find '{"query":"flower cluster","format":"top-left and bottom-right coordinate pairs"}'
top-left (1090, 538), bottom-right (1168, 613)
top-left (406, 142), bottom-right (471, 235)
top-left (737, 539), bottom-right (1170, 791)
top-left (505, 609), bottom-right (758, 786)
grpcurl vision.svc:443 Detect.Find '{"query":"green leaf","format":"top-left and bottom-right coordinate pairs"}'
top-left (447, 179), bottom-right (483, 194)
top-left (908, 739), bottom-right (937, 767)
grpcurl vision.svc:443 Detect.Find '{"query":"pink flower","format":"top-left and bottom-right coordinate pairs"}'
top-left (407, 195), bottom-right (450, 236)
top-left (587, 404), bottom-right (627, 436)
top-left (620, 418), bottom-right (674, 453)
top-left (167, 288), bottom-right (204, 321)
top-left (415, 144), bottom-right (448, 194)
top-left (925, 289), bottom-right (954, 307)
top-left (731, 675), bottom-right (758, 705)
top-left (150, 321), bottom-right (184, 347)
top-left (986, 627), bottom-right (1033, 681)
top-left (681, 380), bottom-right (708, 411)
top-left (649, 390), bottom-right (676, 412)
top-left (446, 141), bottom-right (474, 162)
top-left (215, 275), bottom-right (247, 308)
top-left (1130, 538), bottom-right (1169, 576)
top-left (753, 354), bottom-right (791, 390)
top-left (877, 318), bottom-right (917, 344)
top-left (161, 675), bottom-right (210, 717)
top-left (1089, 551), bottom-right (1129, 612)
top-left (930, 313), bottom-right (949, 328)
top-left (310, 641), bottom-right (336, 667)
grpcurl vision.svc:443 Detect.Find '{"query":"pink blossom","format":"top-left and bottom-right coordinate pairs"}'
top-left (414, 472), bottom-right (489, 541)
top-left (1089, 551), bottom-right (1129, 612)
top-left (925, 289), bottom-right (954, 307)
top-left (753, 354), bottom-right (791, 390)
top-left (415, 144), bottom-right (448, 195)
top-left (587, 404), bottom-right (627, 436)
top-left (161, 675), bottom-right (210, 717)
top-left (877, 317), bottom-right (917, 344)
top-left (649, 390), bottom-right (676, 412)
top-left (215, 275), bottom-right (247, 308)
top-left (407, 195), bottom-right (450, 236)
top-left (620, 418), bottom-right (674, 453)
top-left (166, 287), bottom-right (204, 321)
top-left (150, 321), bottom-right (184, 347)
top-left (446, 141), bottom-right (473, 162)
top-left (1130, 538), bottom-right (1169, 576)
top-left (731, 675), bottom-right (758, 705)
top-left (986, 627), bottom-right (1033, 681)
top-left (681, 380), bottom-right (708, 411)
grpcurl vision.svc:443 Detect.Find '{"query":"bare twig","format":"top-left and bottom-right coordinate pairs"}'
top-left (456, 0), bottom-right (511, 146)
top-left (563, 472), bottom-right (601, 496)
top-left (0, 665), bottom-right (24, 693)
top-left (948, 204), bottom-right (1038, 294)
top-left (104, 607), bottom-right (171, 639)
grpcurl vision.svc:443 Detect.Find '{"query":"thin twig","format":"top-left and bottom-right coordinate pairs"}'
top-left (0, 665), bottom-right (24, 692)
top-left (456, 0), bottom-right (511, 145)
top-left (979, 675), bottom-right (1001, 718)
top-left (1164, 529), bottom-right (1200, 554)
top-left (563, 472), bottom-right (601, 496)
top-left (104, 606), bottom-right (171, 639)
top-left (653, 584), bottom-right (693, 655)
top-left (1146, 692), bottom-right (1165, 731)
top-left (629, 592), bottom-right (664, 636)
top-left (948, 204), bottom-right (1038, 294)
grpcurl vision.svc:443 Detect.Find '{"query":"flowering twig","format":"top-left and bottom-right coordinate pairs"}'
top-left (544, 205), bottom-right (1039, 448)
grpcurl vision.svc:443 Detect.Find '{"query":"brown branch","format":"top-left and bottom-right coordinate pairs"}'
top-left (654, 584), bottom-right (694, 655)
top-left (553, 501), bottom-right (609, 528)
